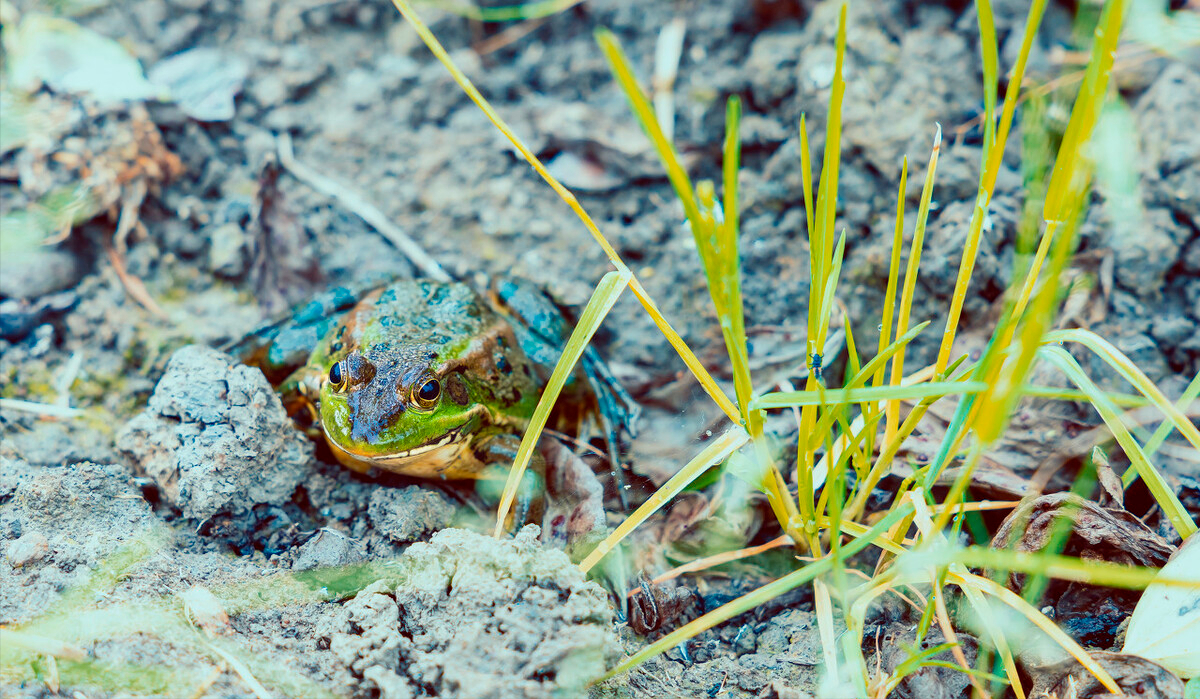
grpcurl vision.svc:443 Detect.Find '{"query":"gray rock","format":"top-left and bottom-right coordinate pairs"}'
top-left (116, 345), bottom-right (313, 520)
top-left (5, 531), bottom-right (48, 567)
top-left (292, 529), bottom-right (366, 570)
top-left (367, 486), bottom-right (456, 544)
top-left (0, 247), bottom-right (83, 299)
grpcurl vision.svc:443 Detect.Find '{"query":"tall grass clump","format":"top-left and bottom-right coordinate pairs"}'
top-left (384, 0), bottom-right (1200, 694)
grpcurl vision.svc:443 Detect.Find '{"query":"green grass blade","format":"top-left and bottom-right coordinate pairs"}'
top-left (1046, 328), bottom-right (1200, 454)
top-left (1038, 345), bottom-right (1195, 537)
top-left (1131, 371), bottom-right (1200, 485)
top-left (754, 381), bottom-right (986, 410)
top-left (494, 270), bottom-right (632, 536)
top-left (886, 126), bottom-right (941, 441)
top-left (874, 158), bottom-right (908, 392)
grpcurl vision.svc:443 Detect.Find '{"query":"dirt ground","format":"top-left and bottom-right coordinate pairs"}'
top-left (2, 0), bottom-right (1198, 697)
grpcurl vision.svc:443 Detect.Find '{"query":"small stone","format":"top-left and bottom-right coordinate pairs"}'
top-left (367, 486), bottom-right (456, 544)
top-left (292, 529), bottom-right (366, 570)
top-left (6, 531), bottom-right (49, 567)
top-left (206, 222), bottom-right (248, 278)
top-left (0, 247), bottom-right (83, 300)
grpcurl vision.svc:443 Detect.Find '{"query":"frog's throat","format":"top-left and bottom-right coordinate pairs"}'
top-left (324, 428), bottom-right (483, 479)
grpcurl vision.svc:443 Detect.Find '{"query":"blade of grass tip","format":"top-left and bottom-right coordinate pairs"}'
top-left (885, 125), bottom-right (941, 445)
top-left (595, 29), bottom-right (703, 254)
top-left (934, 0), bottom-right (1051, 373)
top-left (799, 114), bottom-right (815, 240)
top-left (388, 0), bottom-right (742, 424)
top-left (600, 497), bottom-right (918, 679)
top-left (494, 270), bottom-right (631, 536)
top-left (874, 157), bottom-right (908, 396)
top-left (1128, 371), bottom-right (1200, 486)
top-left (578, 423), bottom-right (749, 573)
top-left (720, 95), bottom-right (754, 425)
top-left (1047, 328), bottom-right (1200, 453)
top-left (975, 0), bottom-right (1000, 161)
top-left (1039, 344), bottom-right (1195, 537)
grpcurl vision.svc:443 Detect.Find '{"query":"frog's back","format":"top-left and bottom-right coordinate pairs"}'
top-left (355, 280), bottom-right (493, 356)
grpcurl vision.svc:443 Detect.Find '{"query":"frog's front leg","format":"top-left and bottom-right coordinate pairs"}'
top-left (473, 432), bottom-right (606, 547)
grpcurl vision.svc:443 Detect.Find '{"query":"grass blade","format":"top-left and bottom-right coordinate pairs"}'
top-left (578, 424), bottom-right (749, 573)
top-left (494, 270), bottom-right (631, 536)
top-left (1038, 344), bottom-right (1195, 537)
top-left (599, 498), bottom-right (917, 678)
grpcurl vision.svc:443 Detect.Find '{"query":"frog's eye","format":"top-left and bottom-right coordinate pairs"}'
top-left (328, 361), bottom-right (345, 390)
top-left (413, 377), bottom-right (441, 409)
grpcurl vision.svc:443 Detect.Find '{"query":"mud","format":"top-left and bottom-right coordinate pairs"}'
top-left (318, 526), bottom-right (619, 699)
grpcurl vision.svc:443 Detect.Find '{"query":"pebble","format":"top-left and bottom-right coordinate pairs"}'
top-left (6, 531), bottom-right (49, 567)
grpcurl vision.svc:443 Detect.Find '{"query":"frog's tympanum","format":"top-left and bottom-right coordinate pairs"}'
top-left (238, 278), bottom-right (638, 536)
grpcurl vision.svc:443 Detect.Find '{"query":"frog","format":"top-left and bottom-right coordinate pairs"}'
top-left (234, 276), bottom-right (640, 535)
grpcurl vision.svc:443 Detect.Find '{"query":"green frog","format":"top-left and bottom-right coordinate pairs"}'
top-left (237, 277), bottom-right (639, 527)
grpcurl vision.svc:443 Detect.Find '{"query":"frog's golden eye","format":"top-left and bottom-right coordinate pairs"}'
top-left (328, 361), bottom-right (346, 390)
top-left (413, 377), bottom-right (441, 409)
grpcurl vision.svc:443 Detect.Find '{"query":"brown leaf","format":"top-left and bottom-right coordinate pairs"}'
top-left (249, 156), bottom-right (321, 312)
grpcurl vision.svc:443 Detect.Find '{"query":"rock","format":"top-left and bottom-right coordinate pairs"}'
top-left (318, 526), bottom-right (619, 699)
top-left (206, 222), bottom-right (249, 277)
top-left (0, 292), bottom-right (79, 341)
top-left (292, 529), bottom-right (366, 571)
top-left (745, 31), bottom-right (802, 107)
top-left (0, 247), bottom-right (83, 300)
top-left (1108, 208), bottom-right (1181, 298)
top-left (367, 486), bottom-right (457, 544)
top-left (5, 531), bottom-right (48, 567)
top-left (116, 345), bottom-right (313, 520)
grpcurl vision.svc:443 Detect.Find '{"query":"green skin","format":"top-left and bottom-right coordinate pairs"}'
top-left (294, 281), bottom-right (544, 479)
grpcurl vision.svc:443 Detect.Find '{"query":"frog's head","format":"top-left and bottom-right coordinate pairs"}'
top-left (317, 345), bottom-right (484, 477)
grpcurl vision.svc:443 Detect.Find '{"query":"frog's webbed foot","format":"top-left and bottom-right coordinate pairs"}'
top-left (489, 276), bottom-right (641, 508)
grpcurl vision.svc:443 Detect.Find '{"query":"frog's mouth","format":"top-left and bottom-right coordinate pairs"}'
top-left (324, 428), bottom-right (475, 478)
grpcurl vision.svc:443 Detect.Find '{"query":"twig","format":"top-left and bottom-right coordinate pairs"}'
top-left (474, 16), bottom-right (550, 55)
top-left (201, 638), bottom-right (272, 699)
top-left (275, 133), bottom-right (451, 282)
top-left (629, 534), bottom-right (794, 595)
top-left (0, 398), bottom-right (83, 419)
top-left (104, 239), bottom-right (168, 319)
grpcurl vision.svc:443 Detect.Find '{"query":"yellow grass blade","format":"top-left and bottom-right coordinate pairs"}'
top-left (885, 126), bottom-right (941, 443)
top-left (388, 0), bottom-right (741, 424)
top-left (578, 424), bottom-right (749, 573)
